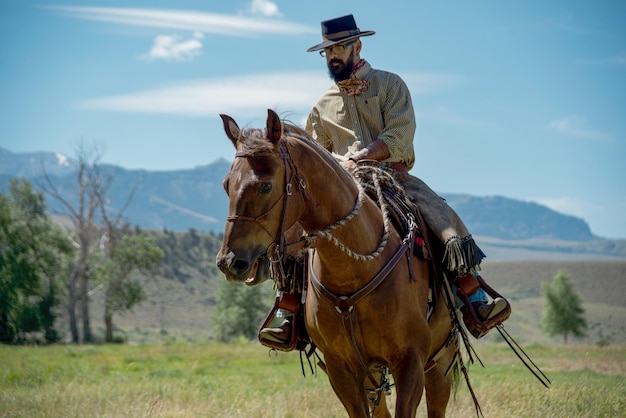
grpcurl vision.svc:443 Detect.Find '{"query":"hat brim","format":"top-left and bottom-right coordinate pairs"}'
top-left (306, 30), bottom-right (375, 52)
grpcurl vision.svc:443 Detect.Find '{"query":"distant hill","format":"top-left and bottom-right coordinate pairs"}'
top-left (0, 147), bottom-right (76, 178)
top-left (2, 146), bottom-right (623, 259)
top-left (442, 194), bottom-right (594, 241)
top-left (0, 147), bottom-right (232, 232)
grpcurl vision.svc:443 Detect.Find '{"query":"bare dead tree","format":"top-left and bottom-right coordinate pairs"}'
top-left (39, 142), bottom-right (107, 343)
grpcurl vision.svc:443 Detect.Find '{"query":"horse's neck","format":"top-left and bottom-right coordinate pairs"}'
top-left (309, 200), bottom-right (392, 294)
top-left (290, 141), bottom-right (392, 287)
top-left (296, 147), bottom-right (360, 232)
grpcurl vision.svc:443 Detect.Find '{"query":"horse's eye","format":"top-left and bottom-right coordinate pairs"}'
top-left (258, 182), bottom-right (272, 195)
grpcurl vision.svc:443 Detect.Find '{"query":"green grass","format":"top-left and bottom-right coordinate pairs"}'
top-left (6, 260), bottom-right (623, 416)
top-left (1, 342), bottom-right (624, 417)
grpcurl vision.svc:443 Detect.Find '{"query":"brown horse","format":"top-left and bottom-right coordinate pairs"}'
top-left (216, 109), bottom-right (460, 418)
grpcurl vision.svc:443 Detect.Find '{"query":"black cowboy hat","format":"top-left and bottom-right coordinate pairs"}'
top-left (306, 14), bottom-right (375, 52)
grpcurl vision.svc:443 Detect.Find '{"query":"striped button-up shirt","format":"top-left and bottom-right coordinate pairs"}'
top-left (306, 60), bottom-right (416, 170)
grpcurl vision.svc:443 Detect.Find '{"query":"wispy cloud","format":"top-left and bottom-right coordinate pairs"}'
top-left (546, 115), bottom-right (611, 141)
top-left (243, 0), bottom-right (282, 17)
top-left (77, 70), bottom-right (470, 118)
top-left (48, 6), bottom-right (315, 37)
top-left (78, 71), bottom-right (331, 117)
top-left (140, 32), bottom-right (204, 62)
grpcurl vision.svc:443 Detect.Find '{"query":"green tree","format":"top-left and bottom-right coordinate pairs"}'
top-left (541, 269), bottom-right (587, 343)
top-left (0, 178), bottom-right (73, 343)
top-left (95, 234), bottom-right (163, 342)
top-left (213, 281), bottom-right (274, 342)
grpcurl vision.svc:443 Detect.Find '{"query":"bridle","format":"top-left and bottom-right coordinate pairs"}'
top-left (228, 133), bottom-right (401, 257)
top-left (225, 184), bottom-right (287, 242)
top-left (227, 139), bottom-right (312, 284)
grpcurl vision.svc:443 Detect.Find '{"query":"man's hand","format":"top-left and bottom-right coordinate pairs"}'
top-left (340, 159), bottom-right (357, 172)
top-left (350, 139), bottom-right (390, 163)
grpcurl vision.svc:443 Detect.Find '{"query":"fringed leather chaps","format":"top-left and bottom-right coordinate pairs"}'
top-left (391, 171), bottom-right (486, 275)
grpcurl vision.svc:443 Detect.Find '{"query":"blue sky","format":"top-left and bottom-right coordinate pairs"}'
top-left (1, 1), bottom-right (625, 239)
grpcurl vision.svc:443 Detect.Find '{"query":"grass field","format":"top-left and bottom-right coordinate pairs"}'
top-left (1, 341), bottom-right (624, 417)
top-left (4, 260), bottom-right (623, 416)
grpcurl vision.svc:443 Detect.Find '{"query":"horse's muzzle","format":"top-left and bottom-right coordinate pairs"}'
top-left (216, 250), bottom-right (270, 284)
top-left (216, 250), bottom-right (247, 281)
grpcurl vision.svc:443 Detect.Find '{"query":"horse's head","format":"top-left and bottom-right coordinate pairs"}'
top-left (215, 109), bottom-right (303, 284)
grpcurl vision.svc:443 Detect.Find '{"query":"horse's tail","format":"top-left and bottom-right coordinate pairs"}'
top-left (447, 350), bottom-right (462, 395)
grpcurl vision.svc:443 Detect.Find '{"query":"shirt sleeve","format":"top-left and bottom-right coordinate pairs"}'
top-left (377, 74), bottom-right (416, 169)
top-left (306, 106), bottom-right (332, 151)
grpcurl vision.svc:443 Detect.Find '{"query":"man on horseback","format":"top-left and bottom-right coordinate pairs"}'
top-left (260, 14), bottom-right (509, 345)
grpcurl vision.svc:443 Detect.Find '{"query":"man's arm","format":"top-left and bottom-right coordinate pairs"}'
top-left (376, 73), bottom-right (416, 168)
top-left (305, 107), bottom-right (333, 152)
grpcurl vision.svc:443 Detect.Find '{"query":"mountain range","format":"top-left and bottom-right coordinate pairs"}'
top-left (1, 147), bottom-right (617, 253)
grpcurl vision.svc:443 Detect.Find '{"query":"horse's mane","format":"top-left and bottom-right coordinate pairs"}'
top-left (238, 127), bottom-right (276, 157)
top-left (238, 119), bottom-right (337, 168)
top-left (282, 121), bottom-right (342, 168)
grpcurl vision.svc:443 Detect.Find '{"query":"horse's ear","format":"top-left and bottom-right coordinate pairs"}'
top-left (220, 114), bottom-right (241, 147)
top-left (266, 109), bottom-right (282, 144)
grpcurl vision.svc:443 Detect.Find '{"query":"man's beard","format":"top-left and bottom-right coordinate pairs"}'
top-left (327, 51), bottom-right (355, 82)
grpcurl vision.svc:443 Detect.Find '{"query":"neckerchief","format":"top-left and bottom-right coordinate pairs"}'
top-left (337, 59), bottom-right (369, 96)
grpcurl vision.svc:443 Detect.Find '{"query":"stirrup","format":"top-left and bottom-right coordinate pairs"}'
top-left (457, 274), bottom-right (511, 339)
top-left (258, 293), bottom-right (300, 351)
top-left (259, 319), bottom-right (292, 344)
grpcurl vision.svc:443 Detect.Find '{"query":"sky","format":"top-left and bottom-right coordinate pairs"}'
top-left (1, 1), bottom-right (625, 239)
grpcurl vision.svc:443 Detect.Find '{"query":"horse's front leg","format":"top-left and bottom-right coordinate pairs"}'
top-left (367, 367), bottom-right (392, 418)
top-left (324, 356), bottom-right (372, 418)
top-left (424, 360), bottom-right (453, 418)
top-left (391, 349), bottom-right (426, 418)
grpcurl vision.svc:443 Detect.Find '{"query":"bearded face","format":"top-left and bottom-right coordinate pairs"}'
top-left (327, 49), bottom-right (356, 82)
